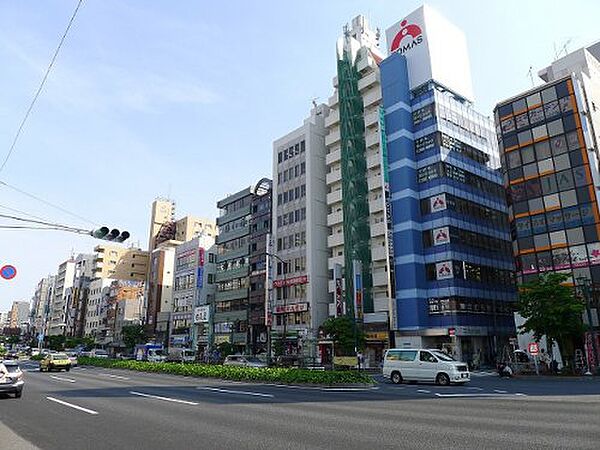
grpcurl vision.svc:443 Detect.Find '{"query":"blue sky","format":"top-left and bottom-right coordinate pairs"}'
top-left (1, 0), bottom-right (599, 311)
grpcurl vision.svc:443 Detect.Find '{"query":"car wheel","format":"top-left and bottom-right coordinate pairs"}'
top-left (15, 390), bottom-right (22, 399)
top-left (436, 373), bottom-right (450, 386)
top-left (65, 366), bottom-right (71, 372)
top-left (391, 371), bottom-right (403, 384)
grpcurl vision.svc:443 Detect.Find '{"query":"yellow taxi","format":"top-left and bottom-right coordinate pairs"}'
top-left (39, 353), bottom-right (72, 372)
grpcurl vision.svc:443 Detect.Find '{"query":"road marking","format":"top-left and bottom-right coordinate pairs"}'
top-left (466, 387), bottom-right (484, 391)
top-left (493, 389), bottom-right (508, 394)
top-left (434, 393), bottom-right (528, 398)
top-left (196, 386), bottom-right (274, 398)
top-left (320, 387), bottom-right (380, 392)
top-left (46, 397), bottom-right (98, 415)
top-left (266, 384), bottom-right (377, 392)
top-left (129, 391), bottom-right (199, 405)
top-left (49, 375), bottom-right (76, 383)
top-left (417, 389), bottom-right (431, 394)
top-left (104, 374), bottom-right (130, 380)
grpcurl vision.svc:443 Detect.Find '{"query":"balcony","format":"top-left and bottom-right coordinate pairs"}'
top-left (216, 205), bottom-right (251, 227)
top-left (325, 147), bottom-right (341, 165)
top-left (215, 226), bottom-right (249, 245)
top-left (367, 174), bottom-right (382, 191)
top-left (369, 198), bottom-right (384, 214)
top-left (325, 109), bottom-right (339, 128)
top-left (366, 152), bottom-right (381, 169)
top-left (364, 109), bottom-right (379, 129)
top-left (213, 309), bottom-right (247, 323)
top-left (373, 296), bottom-right (390, 313)
top-left (325, 169), bottom-right (342, 185)
top-left (216, 246), bottom-right (249, 264)
top-left (325, 128), bottom-right (341, 147)
top-left (370, 222), bottom-right (386, 238)
top-left (215, 265), bottom-right (250, 283)
top-left (358, 70), bottom-right (380, 92)
top-left (327, 232), bottom-right (344, 248)
top-left (371, 246), bottom-right (387, 262)
top-left (328, 255), bottom-right (344, 269)
top-left (326, 189), bottom-right (342, 205)
top-left (362, 88), bottom-right (382, 108)
top-left (332, 75), bottom-right (338, 88)
top-left (365, 130), bottom-right (380, 149)
top-left (214, 288), bottom-right (249, 303)
top-left (327, 210), bottom-right (343, 226)
top-left (328, 92), bottom-right (338, 107)
top-left (372, 269), bottom-right (389, 287)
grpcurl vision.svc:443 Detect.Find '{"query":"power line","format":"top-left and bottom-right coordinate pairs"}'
top-left (0, 225), bottom-right (88, 233)
top-left (0, 0), bottom-right (85, 175)
top-left (0, 180), bottom-right (97, 226)
top-left (0, 213), bottom-right (88, 233)
top-left (0, 202), bottom-right (58, 223)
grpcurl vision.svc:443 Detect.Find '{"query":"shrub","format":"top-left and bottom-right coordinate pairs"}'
top-left (30, 354), bottom-right (44, 361)
top-left (78, 357), bottom-right (373, 385)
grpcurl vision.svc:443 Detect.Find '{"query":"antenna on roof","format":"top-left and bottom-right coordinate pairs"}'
top-left (554, 38), bottom-right (572, 60)
top-left (527, 66), bottom-right (535, 88)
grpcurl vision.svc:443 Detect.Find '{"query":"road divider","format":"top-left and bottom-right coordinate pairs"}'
top-left (129, 391), bottom-right (199, 405)
top-left (46, 397), bottom-right (98, 415)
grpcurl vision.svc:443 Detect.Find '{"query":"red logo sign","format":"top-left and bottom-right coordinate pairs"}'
top-left (273, 275), bottom-right (308, 288)
top-left (390, 20), bottom-right (423, 53)
top-left (528, 342), bottom-right (539, 355)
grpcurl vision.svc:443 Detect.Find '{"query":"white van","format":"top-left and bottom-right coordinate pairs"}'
top-left (382, 349), bottom-right (470, 385)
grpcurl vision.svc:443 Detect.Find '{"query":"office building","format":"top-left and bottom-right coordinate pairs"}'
top-left (8, 301), bottom-right (30, 331)
top-left (379, 5), bottom-right (515, 363)
top-left (93, 243), bottom-right (149, 282)
top-left (272, 105), bottom-right (330, 358)
top-left (47, 258), bottom-right (76, 336)
top-left (30, 275), bottom-right (55, 338)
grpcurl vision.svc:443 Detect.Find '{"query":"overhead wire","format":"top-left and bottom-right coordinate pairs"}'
top-left (0, 212), bottom-right (89, 233)
top-left (0, 0), bottom-right (85, 175)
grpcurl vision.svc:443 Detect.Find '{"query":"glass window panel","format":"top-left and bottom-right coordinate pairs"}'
top-left (540, 174), bottom-right (558, 195)
top-left (514, 201), bottom-right (529, 215)
top-left (518, 236), bottom-right (534, 251)
top-left (580, 203), bottom-right (596, 225)
top-left (523, 162), bottom-right (538, 178)
top-left (552, 248), bottom-right (570, 270)
top-left (534, 140), bottom-right (551, 160)
top-left (501, 117), bottom-right (516, 134)
top-left (550, 135), bottom-right (568, 155)
top-left (547, 119), bottom-right (564, 137)
top-left (532, 125), bottom-right (548, 140)
top-left (528, 197), bottom-right (544, 212)
top-left (584, 225), bottom-right (599, 242)
top-left (560, 189), bottom-right (577, 207)
top-left (566, 227), bottom-right (585, 245)
top-left (513, 98), bottom-right (527, 113)
top-left (529, 107), bottom-right (545, 125)
top-left (563, 113), bottom-right (577, 132)
top-left (556, 169), bottom-right (575, 191)
top-left (543, 193), bottom-right (560, 209)
top-left (563, 206), bottom-right (582, 228)
top-left (550, 230), bottom-right (567, 245)
top-left (526, 92), bottom-right (542, 107)
top-left (534, 233), bottom-right (550, 249)
top-left (541, 86), bottom-right (557, 103)
top-left (544, 100), bottom-right (561, 119)
top-left (511, 183), bottom-right (527, 202)
top-left (569, 149), bottom-right (584, 167)
top-left (573, 166), bottom-right (588, 187)
top-left (570, 244), bottom-right (588, 267)
top-left (518, 130), bottom-right (533, 146)
top-left (546, 210), bottom-right (564, 231)
top-left (566, 131), bottom-right (580, 150)
top-left (559, 96), bottom-right (574, 113)
top-left (537, 250), bottom-right (553, 271)
top-left (515, 217), bottom-right (532, 237)
top-left (553, 153), bottom-right (571, 171)
top-left (577, 186), bottom-right (592, 204)
top-left (515, 113), bottom-right (529, 129)
top-left (503, 134), bottom-right (518, 148)
top-left (537, 158), bottom-right (554, 174)
top-left (498, 103), bottom-right (513, 117)
top-left (531, 214), bottom-right (547, 233)
top-left (521, 253), bottom-right (538, 273)
top-left (509, 167), bottom-right (524, 182)
top-left (525, 178), bottom-right (542, 198)
top-left (521, 145), bottom-right (535, 164)
top-left (556, 80), bottom-right (570, 98)
top-left (507, 150), bottom-right (521, 169)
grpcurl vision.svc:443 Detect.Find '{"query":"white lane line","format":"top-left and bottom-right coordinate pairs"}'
top-left (417, 389), bottom-right (431, 394)
top-left (46, 397), bottom-right (98, 415)
top-left (435, 393), bottom-right (528, 398)
top-left (129, 391), bottom-right (199, 405)
top-left (265, 383), bottom-right (377, 392)
top-left (196, 386), bottom-right (274, 398)
top-left (466, 387), bottom-right (484, 391)
top-left (493, 389), bottom-right (508, 394)
top-left (320, 387), bottom-right (380, 392)
top-left (50, 375), bottom-right (76, 383)
top-left (104, 374), bottom-right (130, 380)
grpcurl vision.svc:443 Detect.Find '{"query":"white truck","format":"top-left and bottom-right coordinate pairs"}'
top-left (134, 344), bottom-right (166, 363)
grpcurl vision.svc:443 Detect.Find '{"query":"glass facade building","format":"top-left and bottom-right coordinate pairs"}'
top-left (381, 52), bottom-right (515, 364)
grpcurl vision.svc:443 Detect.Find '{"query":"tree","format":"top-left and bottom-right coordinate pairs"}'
top-left (319, 316), bottom-right (365, 356)
top-left (47, 335), bottom-right (66, 351)
top-left (122, 324), bottom-right (147, 352)
top-left (517, 273), bottom-right (586, 370)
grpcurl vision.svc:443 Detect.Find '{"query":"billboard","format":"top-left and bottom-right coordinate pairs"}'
top-left (193, 305), bottom-right (210, 324)
top-left (385, 5), bottom-right (474, 102)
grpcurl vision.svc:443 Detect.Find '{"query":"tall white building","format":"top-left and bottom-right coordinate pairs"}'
top-left (325, 15), bottom-right (395, 361)
top-left (84, 278), bottom-right (114, 339)
top-left (30, 275), bottom-right (55, 338)
top-left (48, 259), bottom-right (76, 336)
top-left (272, 104), bottom-right (330, 356)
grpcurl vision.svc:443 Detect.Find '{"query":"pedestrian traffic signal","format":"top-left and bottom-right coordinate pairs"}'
top-left (90, 227), bottom-right (130, 242)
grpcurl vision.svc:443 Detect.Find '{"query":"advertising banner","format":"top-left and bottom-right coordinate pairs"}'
top-left (353, 260), bottom-right (363, 321)
top-left (430, 193), bottom-right (447, 212)
top-left (433, 226), bottom-right (450, 245)
top-left (334, 263), bottom-right (344, 317)
top-left (193, 305), bottom-right (210, 324)
top-left (435, 261), bottom-right (453, 280)
top-left (274, 303), bottom-right (308, 314)
top-left (272, 275), bottom-right (308, 288)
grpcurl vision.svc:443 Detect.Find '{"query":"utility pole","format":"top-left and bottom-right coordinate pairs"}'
top-left (576, 277), bottom-right (599, 375)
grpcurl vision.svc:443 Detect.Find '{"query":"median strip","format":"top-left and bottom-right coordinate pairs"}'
top-left (49, 375), bottom-right (76, 383)
top-left (130, 390), bottom-right (199, 405)
top-left (196, 386), bottom-right (274, 398)
top-left (46, 397), bottom-right (98, 415)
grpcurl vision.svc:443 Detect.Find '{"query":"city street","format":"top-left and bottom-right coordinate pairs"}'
top-left (1, 361), bottom-right (599, 449)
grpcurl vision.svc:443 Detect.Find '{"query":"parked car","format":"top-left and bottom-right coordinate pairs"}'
top-left (66, 352), bottom-right (78, 367)
top-left (5, 350), bottom-right (19, 360)
top-left (382, 348), bottom-right (470, 385)
top-left (223, 355), bottom-right (268, 368)
top-left (0, 360), bottom-right (25, 398)
top-left (90, 349), bottom-right (109, 359)
top-left (39, 353), bottom-right (72, 372)
top-left (167, 348), bottom-right (196, 363)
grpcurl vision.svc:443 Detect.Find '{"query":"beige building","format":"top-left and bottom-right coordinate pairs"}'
top-left (148, 198), bottom-right (175, 253)
top-left (92, 243), bottom-right (148, 282)
top-left (174, 216), bottom-right (216, 242)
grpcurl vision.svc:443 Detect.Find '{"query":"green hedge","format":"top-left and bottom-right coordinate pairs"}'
top-left (30, 354), bottom-right (44, 361)
top-left (78, 357), bottom-right (373, 385)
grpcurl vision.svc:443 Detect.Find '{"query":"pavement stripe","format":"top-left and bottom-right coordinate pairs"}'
top-left (103, 374), bottom-right (130, 380)
top-left (130, 391), bottom-right (199, 405)
top-left (196, 386), bottom-right (274, 398)
top-left (434, 393), bottom-right (528, 398)
top-left (46, 397), bottom-right (98, 415)
top-left (417, 389), bottom-right (431, 394)
top-left (49, 375), bottom-right (76, 383)
top-left (493, 389), bottom-right (508, 393)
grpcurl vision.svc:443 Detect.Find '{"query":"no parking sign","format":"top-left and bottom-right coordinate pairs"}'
top-left (0, 265), bottom-right (17, 280)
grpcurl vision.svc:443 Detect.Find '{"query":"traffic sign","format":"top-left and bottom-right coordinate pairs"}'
top-left (0, 265), bottom-right (17, 280)
top-left (528, 342), bottom-right (539, 355)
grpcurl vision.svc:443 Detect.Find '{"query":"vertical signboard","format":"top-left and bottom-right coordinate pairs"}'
top-left (353, 260), bottom-right (364, 321)
top-left (334, 263), bottom-right (344, 317)
top-left (265, 233), bottom-right (273, 326)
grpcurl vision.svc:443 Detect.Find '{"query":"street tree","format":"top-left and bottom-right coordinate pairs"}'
top-left (319, 316), bottom-right (365, 355)
top-left (122, 324), bottom-right (147, 352)
top-left (517, 272), bottom-right (586, 370)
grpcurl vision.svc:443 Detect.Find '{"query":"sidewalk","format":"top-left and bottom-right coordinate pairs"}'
top-left (0, 421), bottom-right (38, 450)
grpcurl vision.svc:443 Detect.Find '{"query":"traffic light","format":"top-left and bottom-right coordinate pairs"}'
top-left (90, 227), bottom-right (130, 243)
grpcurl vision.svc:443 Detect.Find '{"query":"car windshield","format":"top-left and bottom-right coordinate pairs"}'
top-left (431, 351), bottom-right (456, 361)
top-left (5, 365), bottom-right (20, 373)
top-left (245, 357), bottom-right (262, 363)
top-left (54, 353), bottom-right (68, 359)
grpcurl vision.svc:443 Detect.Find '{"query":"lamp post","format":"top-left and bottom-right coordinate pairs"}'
top-left (576, 277), bottom-right (598, 375)
top-left (266, 252), bottom-right (288, 360)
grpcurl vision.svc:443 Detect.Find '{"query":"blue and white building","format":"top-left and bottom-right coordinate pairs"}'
top-left (380, 5), bottom-right (515, 364)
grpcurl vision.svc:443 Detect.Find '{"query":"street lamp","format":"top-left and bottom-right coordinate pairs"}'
top-left (266, 251), bottom-right (288, 360)
top-left (576, 276), bottom-right (599, 375)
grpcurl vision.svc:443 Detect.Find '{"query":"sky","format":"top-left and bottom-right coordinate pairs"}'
top-left (0, 0), bottom-right (599, 311)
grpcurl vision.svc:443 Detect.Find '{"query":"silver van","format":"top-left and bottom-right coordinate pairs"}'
top-left (382, 348), bottom-right (470, 385)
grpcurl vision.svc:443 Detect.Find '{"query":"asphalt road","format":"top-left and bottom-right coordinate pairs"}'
top-left (1, 361), bottom-right (599, 450)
